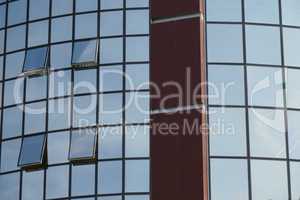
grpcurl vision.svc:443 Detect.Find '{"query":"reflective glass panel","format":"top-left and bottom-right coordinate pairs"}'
top-left (210, 159), bottom-right (249, 200)
top-left (207, 24), bottom-right (243, 63)
top-left (4, 78), bottom-right (24, 106)
top-left (51, 16), bottom-right (72, 42)
top-left (74, 69), bottom-right (97, 94)
top-left (51, 43), bottom-right (72, 69)
top-left (71, 164), bottom-right (95, 196)
top-left (98, 161), bottom-right (122, 194)
top-left (0, 172), bottom-right (20, 200)
top-left (125, 160), bottom-right (149, 192)
top-left (247, 66), bottom-right (283, 107)
top-left (26, 76), bottom-right (47, 101)
top-left (283, 27), bottom-right (300, 67)
top-left (99, 65), bottom-right (123, 92)
top-left (72, 40), bottom-right (98, 66)
top-left (249, 108), bottom-right (286, 158)
top-left (99, 196), bottom-right (122, 200)
top-left (29, 0), bottom-right (49, 20)
top-left (3, 106), bottom-right (23, 139)
top-left (52, 0), bottom-right (73, 16)
top-left (206, 0), bottom-right (242, 22)
top-left (22, 170), bottom-right (44, 200)
top-left (246, 25), bottom-right (281, 65)
top-left (0, 30), bottom-right (3, 54)
top-left (208, 65), bottom-right (245, 105)
top-left (48, 98), bottom-right (71, 131)
top-left (209, 107), bottom-right (247, 156)
top-left (245, 0), bottom-right (279, 24)
top-left (282, 0), bottom-right (300, 26)
top-left (101, 0), bottom-right (123, 9)
top-left (18, 134), bottom-right (46, 167)
top-left (46, 165), bottom-right (69, 199)
top-left (0, 139), bottom-right (21, 172)
top-left (100, 11), bottom-right (123, 36)
top-left (69, 128), bottom-right (97, 161)
top-left (73, 94), bottom-right (97, 127)
top-left (126, 0), bottom-right (148, 8)
top-left (48, 131), bottom-right (69, 164)
top-left (75, 13), bottom-right (97, 39)
top-left (8, 0), bottom-right (27, 25)
top-left (0, 5), bottom-right (6, 28)
top-left (49, 70), bottom-right (72, 97)
top-left (6, 25), bottom-right (26, 52)
top-left (126, 92), bottom-right (149, 123)
top-left (99, 93), bottom-right (123, 125)
top-left (126, 10), bottom-right (149, 34)
top-left (290, 162), bottom-right (300, 200)
top-left (126, 36), bottom-right (149, 62)
top-left (24, 101), bottom-right (46, 134)
top-left (76, 0), bottom-right (97, 12)
top-left (100, 37), bottom-right (123, 64)
top-left (251, 160), bottom-right (288, 200)
top-left (5, 51), bottom-right (25, 79)
top-left (125, 125), bottom-right (149, 157)
top-left (287, 111), bottom-right (300, 159)
top-left (126, 64), bottom-right (149, 90)
top-left (28, 20), bottom-right (49, 47)
top-left (99, 126), bottom-right (122, 159)
top-left (125, 196), bottom-right (149, 200)
top-left (23, 47), bottom-right (48, 73)
top-left (286, 68), bottom-right (300, 108)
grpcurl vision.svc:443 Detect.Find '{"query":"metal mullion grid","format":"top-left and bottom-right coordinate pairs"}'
top-left (122, 0), bottom-right (126, 199)
top-left (278, 0), bottom-right (292, 198)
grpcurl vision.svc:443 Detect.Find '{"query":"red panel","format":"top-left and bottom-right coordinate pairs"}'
top-left (151, 0), bottom-right (200, 19)
top-left (151, 18), bottom-right (207, 200)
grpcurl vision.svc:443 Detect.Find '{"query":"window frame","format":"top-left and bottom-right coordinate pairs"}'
top-left (71, 39), bottom-right (99, 68)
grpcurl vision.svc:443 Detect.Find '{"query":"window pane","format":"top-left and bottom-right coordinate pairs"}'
top-left (245, 0), bottom-right (279, 24)
top-left (4, 78), bottom-right (24, 106)
top-left (48, 131), bottom-right (69, 164)
top-left (0, 5), bottom-right (5, 28)
top-left (3, 106), bottom-right (23, 139)
top-left (29, 0), bottom-right (49, 20)
top-left (71, 164), bottom-right (95, 196)
top-left (251, 160), bottom-right (288, 199)
top-left (51, 16), bottom-right (72, 42)
top-left (69, 128), bottom-right (97, 161)
top-left (126, 64), bottom-right (149, 90)
top-left (99, 196), bottom-right (122, 200)
top-left (100, 38), bottom-right (123, 64)
top-left (24, 101), bottom-right (46, 134)
top-left (52, 0), bottom-right (73, 16)
top-left (126, 10), bottom-right (149, 34)
top-left (282, 0), bottom-right (300, 26)
top-left (283, 28), bottom-right (300, 67)
top-left (126, 36), bottom-right (149, 62)
top-left (46, 165), bottom-right (69, 199)
top-left (49, 70), bottom-right (72, 97)
top-left (8, 0), bottom-right (27, 25)
top-left (0, 139), bottom-right (21, 172)
top-left (98, 161), bottom-right (122, 194)
top-left (126, 92), bottom-right (149, 123)
top-left (247, 66), bottom-right (284, 107)
top-left (75, 13), bottom-right (97, 39)
top-left (207, 24), bottom-right (243, 63)
top-left (208, 65), bottom-right (245, 105)
top-left (126, 0), bottom-right (148, 8)
top-left (287, 111), bottom-right (300, 159)
top-left (286, 68), bottom-right (300, 108)
top-left (101, 0), bottom-right (123, 9)
top-left (19, 135), bottom-right (46, 167)
top-left (0, 172), bottom-right (20, 200)
top-left (28, 20), bottom-right (49, 47)
top-left (72, 40), bottom-right (98, 67)
top-left (99, 126), bottom-right (122, 159)
top-left (100, 11), bottom-right (123, 36)
top-left (74, 69), bottom-right (97, 94)
top-left (76, 0), bottom-right (97, 12)
top-left (22, 170), bottom-right (44, 200)
top-left (209, 107), bottom-right (247, 156)
top-left (51, 43), bottom-right (72, 69)
top-left (246, 25), bottom-right (281, 65)
top-left (125, 196), bottom-right (149, 200)
top-left (23, 47), bottom-right (48, 73)
top-left (48, 98), bottom-right (71, 131)
top-left (99, 93), bottom-right (123, 125)
top-left (7, 25), bottom-right (26, 52)
top-left (0, 30), bottom-right (3, 54)
top-left (99, 65), bottom-right (123, 92)
top-left (5, 51), bottom-right (25, 79)
top-left (125, 160), bottom-right (149, 192)
top-left (206, 0), bottom-right (242, 22)
top-left (125, 125), bottom-right (149, 157)
top-left (210, 159), bottom-right (248, 200)
top-left (249, 108), bottom-right (286, 158)
top-left (73, 95), bottom-right (97, 127)
top-left (290, 162), bottom-right (300, 199)
top-left (26, 76), bottom-right (47, 102)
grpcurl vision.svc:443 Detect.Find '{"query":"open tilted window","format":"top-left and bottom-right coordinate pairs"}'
top-left (69, 128), bottom-right (97, 164)
top-left (71, 39), bottom-right (98, 68)
top-left (23, 46), bottom-right (49, 76)
top-left (18, 134), bottom-right (47, 170)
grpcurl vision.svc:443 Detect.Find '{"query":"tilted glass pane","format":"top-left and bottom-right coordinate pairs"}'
top-left (23, 47), bottom-right (48, 72)
top-left (72, 40), bottom-right (98, 66)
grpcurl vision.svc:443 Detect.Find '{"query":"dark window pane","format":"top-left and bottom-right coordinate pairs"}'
top-left (18, 135), bottom-right (46, 167)
top-left (22, 170), bottom-right (44, 200)
top-left (23, 47), bottom-right (48, 73)
top-left (72, 40), bottom-right (98, 67)
top-left (69, 129), bottom-right (97, 161)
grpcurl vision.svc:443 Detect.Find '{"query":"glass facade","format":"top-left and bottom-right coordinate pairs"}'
top-left (0, 0), bottom-right (150, 199)
top-left (207, 0), bottom-right (300, 199)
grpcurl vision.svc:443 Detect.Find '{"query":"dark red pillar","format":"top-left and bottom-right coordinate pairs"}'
top-left (150, 1), bottom-right (208, 200)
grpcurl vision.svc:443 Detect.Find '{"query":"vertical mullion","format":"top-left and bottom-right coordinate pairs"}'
top-left (122, 0), bottom-right (126, 199)
top-left (278, 0), bottom-right (292, 198)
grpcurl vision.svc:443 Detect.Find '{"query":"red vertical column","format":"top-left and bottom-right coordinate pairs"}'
top-left (150, 1), bottom-right (208, 200)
